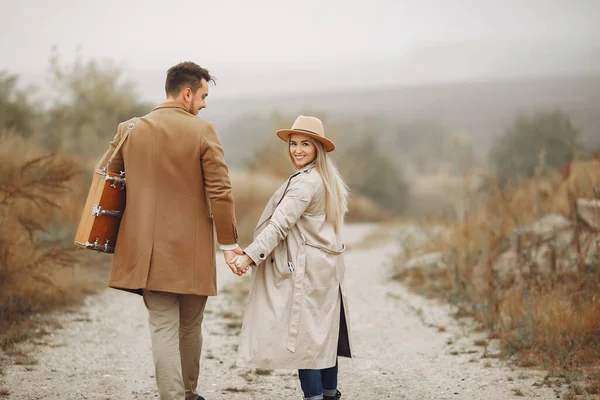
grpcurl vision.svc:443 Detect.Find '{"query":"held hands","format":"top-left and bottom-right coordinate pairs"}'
top-left (223, 247), bottom-right (245, 276)
top-left (223, 247), bottom-right (252, 276)
top-left (230, 254), bottom-right (253, 275)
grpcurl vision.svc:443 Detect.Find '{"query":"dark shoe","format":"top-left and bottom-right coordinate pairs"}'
top-left (323, 390), bottom-right (341, 399)
top-left (198, 396), bottom-right (205, 400)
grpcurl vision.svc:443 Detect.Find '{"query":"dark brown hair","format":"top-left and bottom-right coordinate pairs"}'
top-left (165, 62), bottom-right (215, 97)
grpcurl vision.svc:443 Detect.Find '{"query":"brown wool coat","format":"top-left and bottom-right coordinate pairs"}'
top-left (236, 165), bottom-right (352, 370)
top-left (95, 101), bottom-right (238, 296)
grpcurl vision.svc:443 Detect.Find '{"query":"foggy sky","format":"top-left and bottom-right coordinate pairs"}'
top-left (2, 0), bottom-right (599, 98)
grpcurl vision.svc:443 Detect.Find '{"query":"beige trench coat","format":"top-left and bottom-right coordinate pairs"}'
top-left (236, 164), bottom-right (352, 370)
top-left (96, 101), bottom-right (238, 296)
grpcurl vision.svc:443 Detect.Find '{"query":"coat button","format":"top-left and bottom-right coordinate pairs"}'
top-left (259, 253), bottom-right (265, 259)
top-left (270, 258), bottom-right (274, 263)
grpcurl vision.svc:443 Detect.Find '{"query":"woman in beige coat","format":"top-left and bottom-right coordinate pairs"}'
top-left (232, 115), bottom-right (352, 400)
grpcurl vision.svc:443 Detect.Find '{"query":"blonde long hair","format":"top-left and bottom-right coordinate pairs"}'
top-left (288, 137), bottom-right (349, 233)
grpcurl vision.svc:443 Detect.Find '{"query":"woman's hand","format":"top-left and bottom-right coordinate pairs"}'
top-left (232, 254), bottom-right (253, 275)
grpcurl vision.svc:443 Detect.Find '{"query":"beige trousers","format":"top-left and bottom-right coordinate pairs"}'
top-left (143, 290), bottom-right (208, 400)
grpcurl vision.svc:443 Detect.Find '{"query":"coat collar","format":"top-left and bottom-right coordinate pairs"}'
top-left (153, 100), bottom-right (189, 112)
top-left (297, 162), bottom-right (316, 175)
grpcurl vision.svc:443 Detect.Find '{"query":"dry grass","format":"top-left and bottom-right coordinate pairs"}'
top-left (346, 195), bottom-right (394, 223)
top-left (394, 156), bottom-right (600, 383)
top-left (230, 170), bottom-right (281, 246)
top-left (562, 368), bottom-right (600, 399)
top-left (0, 133), bottom-right (107, 353)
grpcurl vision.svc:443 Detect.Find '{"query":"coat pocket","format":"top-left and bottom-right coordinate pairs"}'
top-left (272, 238), bottom-right (305, 280)
top-left (272, 257), bottom-right (293, 280)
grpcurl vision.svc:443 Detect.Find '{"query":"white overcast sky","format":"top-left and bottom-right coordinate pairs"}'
top-left (1, 0), bottom-right (599, 98)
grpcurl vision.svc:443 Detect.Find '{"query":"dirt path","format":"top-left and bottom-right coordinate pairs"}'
top-left (1, 223), bottom-right (559, 399)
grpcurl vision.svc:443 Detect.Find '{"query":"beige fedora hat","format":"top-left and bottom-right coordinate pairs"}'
top-left (276, 115), bottom-right (335, 152)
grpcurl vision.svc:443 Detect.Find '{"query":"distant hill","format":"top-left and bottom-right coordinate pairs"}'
top-left (16, 66), bottom-right (600, 168)
top-left (207, 73), bottom-right (600, 168)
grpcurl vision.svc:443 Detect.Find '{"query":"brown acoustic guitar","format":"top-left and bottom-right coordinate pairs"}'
top-left (74, 119), bottom-right (137, 253)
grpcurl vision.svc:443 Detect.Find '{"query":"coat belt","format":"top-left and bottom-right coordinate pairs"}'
top-left (305, 241), bottom-right (345, 255)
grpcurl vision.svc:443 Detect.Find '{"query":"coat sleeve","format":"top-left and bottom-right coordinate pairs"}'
top-left (94, 122), bottom-right (126, 173)
top-left (200, 123), bottom-right (238, 245)
top-left (244, 175), bottom-right (317, 265)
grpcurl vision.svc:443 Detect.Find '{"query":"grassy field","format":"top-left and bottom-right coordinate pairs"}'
top-left (394, 157), bottom-right (600, 397)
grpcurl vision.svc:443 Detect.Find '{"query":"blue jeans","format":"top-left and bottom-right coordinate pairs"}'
top-left (298, 359), bottom-right (338, 400)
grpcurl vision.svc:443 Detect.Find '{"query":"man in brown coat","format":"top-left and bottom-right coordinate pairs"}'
top-left (96, 62), bottom-right (242, 400)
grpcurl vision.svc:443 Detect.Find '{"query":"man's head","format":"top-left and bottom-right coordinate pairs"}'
top-left (165, 62), bottom-right (214, 115)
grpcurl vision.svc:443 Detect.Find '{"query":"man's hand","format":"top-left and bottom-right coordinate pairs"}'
top-left (232, 254), bottom-right (253, 275)
top-left (223, 247), bottom-right (244, 275)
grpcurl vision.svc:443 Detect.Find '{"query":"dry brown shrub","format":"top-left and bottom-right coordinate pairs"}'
top-left (394, 156), bottom-right (600, 374)
top-left (0, 133), bottom-right (105, 350)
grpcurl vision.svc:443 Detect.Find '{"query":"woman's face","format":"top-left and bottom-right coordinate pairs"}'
top-left (289, 133), bottom-right (317, 169)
